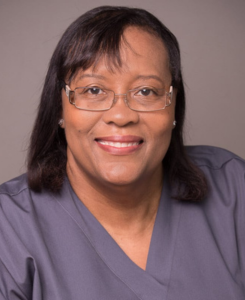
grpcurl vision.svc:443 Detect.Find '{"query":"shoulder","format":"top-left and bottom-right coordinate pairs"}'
top-left (185, 145), bottom-right (245, 171)
top-left (0, 173), bottom-right (29, 196)
top-left (176, 147), bottom-right (245, 288)
top-left (185, 145), bottom-right (245, 206)
top-left (185, 145), bottom-right (245, 210)
top-left (0, 174), bottom-right (70, 222)
top-left (0, 173), bottom-right (59, 218)
top-left (0, 174), bottom-right (36, 225)
top-left (0, 174), bottom-right (33, 210)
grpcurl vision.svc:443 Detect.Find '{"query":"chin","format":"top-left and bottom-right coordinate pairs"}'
top-left (99, 169), bottom-right (142, 187)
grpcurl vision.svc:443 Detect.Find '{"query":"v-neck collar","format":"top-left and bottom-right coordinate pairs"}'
top-left (56, 178), bottom-right (181, 300)
top-left (146, 179), bottom-right (182, 286)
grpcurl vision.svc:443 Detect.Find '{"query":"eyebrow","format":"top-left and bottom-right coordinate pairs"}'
top-left (77, 74), bottom-right (164, 83)
top-left (135, 75), bottom-right (163, 83)
top-left (77, 74), bottom-right (106, 80)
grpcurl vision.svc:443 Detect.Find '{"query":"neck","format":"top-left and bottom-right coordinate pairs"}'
top-left (66, 162), bottom-right (163, 232)
top-left (67, 162), bottom-right (164, 270)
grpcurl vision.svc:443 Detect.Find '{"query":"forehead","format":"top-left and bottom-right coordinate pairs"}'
top-left (121, 27), bottom-right (169, 60)
top-left (71, 27), bottom-right (171, 84)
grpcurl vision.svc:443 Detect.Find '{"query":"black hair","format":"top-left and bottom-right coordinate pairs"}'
top-left (27, 6), bottom-right (208, 201)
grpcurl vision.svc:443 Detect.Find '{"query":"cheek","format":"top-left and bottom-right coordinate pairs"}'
top-left (145, 112), bottom-right (174, 159)
top-left (64, 105), bottom-right (99, 130)
top-left (148, 111), bottom-right (174, 139)
top-left (63, 110), bottom-right (101, 149)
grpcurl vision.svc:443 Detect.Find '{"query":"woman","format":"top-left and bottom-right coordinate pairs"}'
top-left (0, 6), bottom-right (244, 300)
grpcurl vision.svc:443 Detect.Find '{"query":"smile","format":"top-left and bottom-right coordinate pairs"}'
top-left (95, 136), bottom-right (143, 155)
top-left (97, 141), bottom-right (140, 148)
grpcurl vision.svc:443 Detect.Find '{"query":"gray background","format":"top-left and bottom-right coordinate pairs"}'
top-left (0, 0), bottom-right (245, 184)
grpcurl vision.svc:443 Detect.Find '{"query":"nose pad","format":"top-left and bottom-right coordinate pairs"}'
top-left (113, 93), bottom-right (129, 107)
top-left (102, 92), bottom-right (139, 125)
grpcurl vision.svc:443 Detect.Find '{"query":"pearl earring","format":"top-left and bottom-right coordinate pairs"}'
top-left (173, 120), bottom-right (177, 126)
top-left (58, 119), bottom-right (64, 126)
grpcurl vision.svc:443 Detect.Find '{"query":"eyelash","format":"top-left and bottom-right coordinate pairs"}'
top-left (135, 88), bottom-right (158, 96)
top-left (80, 86), bottom-right (160, 95)
top-left (84, 87), bottom-right (103, 94)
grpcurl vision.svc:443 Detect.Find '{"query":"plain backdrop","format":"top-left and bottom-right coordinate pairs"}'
top-left (0, 0), bottom-right (245, 184)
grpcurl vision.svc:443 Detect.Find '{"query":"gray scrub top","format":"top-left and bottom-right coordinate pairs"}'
top-left (0, 146), bottom-right (244, 300)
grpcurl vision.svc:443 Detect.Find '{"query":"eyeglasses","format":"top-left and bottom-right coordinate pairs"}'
top-left (64, 84), bottom-right (173, 112)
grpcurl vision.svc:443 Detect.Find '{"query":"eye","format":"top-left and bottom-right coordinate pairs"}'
top-left (84, 87), bottom-right (104, 95)
top-left (136, 88), bottom-right (157, 97)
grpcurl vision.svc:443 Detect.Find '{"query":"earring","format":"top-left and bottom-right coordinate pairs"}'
top-left (58, 119), bottom-right (64, 127)
top-left (173, 120), bottom-right (177, 126)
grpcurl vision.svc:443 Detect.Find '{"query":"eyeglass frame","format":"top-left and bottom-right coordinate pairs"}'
top-left (64, 83), bottom-right (173, 112)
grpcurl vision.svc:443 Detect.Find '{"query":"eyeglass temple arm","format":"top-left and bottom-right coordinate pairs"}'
top-left (168, 86), bottom-right (173, 104)
top-left (64, 85), bottom-right (71, 98)
top-left (169, 86), bottom-right (173, 97)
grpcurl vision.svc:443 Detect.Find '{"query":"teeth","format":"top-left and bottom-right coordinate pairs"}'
top-left (98, 141), bottom-right (140, 147)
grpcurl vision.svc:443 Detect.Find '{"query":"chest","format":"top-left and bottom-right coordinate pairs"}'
top-left (23, 197), bottom-right (244, 300)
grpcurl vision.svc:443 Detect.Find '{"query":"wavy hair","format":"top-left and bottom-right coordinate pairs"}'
top-left (27, 6), bottom-right (208, 201)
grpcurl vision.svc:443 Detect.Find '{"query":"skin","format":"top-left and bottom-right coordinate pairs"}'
top-left (61, 27), bottom-right (176, 270)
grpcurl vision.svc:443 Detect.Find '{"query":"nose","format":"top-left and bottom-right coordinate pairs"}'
top-left (102, 93), bottom-right (139, 126)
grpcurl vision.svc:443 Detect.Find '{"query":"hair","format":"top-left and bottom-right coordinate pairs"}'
top-left (27, 6), bottom-right (208, 201)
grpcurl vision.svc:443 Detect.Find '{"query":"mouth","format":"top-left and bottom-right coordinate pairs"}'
top-left (95, 136), bottom-right (144, 154)
top-left (97, 141), bottom-right (141, 148)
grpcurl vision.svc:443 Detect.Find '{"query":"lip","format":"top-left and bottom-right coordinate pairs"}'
top-left (95, 135), bottom-right (144, 155)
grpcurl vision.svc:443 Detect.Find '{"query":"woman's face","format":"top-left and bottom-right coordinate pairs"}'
top-left (61, 27), bottom-right (176, 188)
